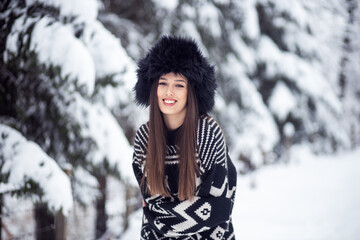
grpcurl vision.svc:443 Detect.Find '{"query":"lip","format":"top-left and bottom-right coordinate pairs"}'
top-left (163, 98), bottom-right (177, 106)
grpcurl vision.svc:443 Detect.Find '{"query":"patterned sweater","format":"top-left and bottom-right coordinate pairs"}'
top-left (132, 116), bottom-right (237, 240)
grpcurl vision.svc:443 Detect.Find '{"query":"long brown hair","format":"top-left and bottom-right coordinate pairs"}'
top-left (141, 74), bottom-right (199, 201)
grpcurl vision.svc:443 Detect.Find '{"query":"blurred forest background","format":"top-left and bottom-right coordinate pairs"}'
top-left (0, 0), bottom-right (359, 239)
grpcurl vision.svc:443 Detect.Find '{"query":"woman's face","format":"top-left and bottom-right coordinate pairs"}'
top-left (157, 72), bottom-right (188, 121)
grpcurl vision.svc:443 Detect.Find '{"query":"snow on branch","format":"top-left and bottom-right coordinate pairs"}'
top-left (29, 16), bottom-right (96, 95)
top-left (67, 94), bottom-right (136, 184)
top-left (0, 124), bottom-right (73, 215)
top-left (25, 0), bottom-right (98, 23)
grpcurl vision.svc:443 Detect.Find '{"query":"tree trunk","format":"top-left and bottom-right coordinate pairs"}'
top-left (95, 175), bottom-right (107, 239)
top-left (123, 184), bottom-right (142, 232)
top-left (55, 210), bottom-right (66, 240)
top-left (35, 203), bottom-right (55, 240)
top-left (124, 184), bottom-right (131, 231)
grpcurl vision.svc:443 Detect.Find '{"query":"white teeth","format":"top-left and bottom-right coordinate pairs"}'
top-left (164, 100), bottom-right (176, 104)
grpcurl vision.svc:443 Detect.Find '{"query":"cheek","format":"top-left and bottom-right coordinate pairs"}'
top-left (157, 87), bottom-right (164, 100)
top-left (183, 90), bottom-right (188, 102)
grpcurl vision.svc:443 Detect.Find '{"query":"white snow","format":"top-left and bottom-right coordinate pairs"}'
top-left (29, 16), bottom-right (95, 95)
top-left (179, 21), bottom-right (204, 49)
top-left (79, 20), bottom-right (140, 110)
top-left (264, 0), bottom-right (309, 29)
top-left (237, 0), bottom-right (260, 40)
top-left (152, 0), bottom-right (178, 11)
top-left (181, 4), bottom-right (196, 19)
top-left (213, 0), bottom-right (230, 4)
top-left (106, 176), bottom-right (127, 237)
top-left (283, 122), bottom-right (295, 137)
top-left (198, 2), bottom-right (222, 38)
top-left (121, 209), bottom-right (143, 239)
top-left (229, 32), bottom-right (257, 71)
top-left (4, 15), bottom-right (36, 60)
top-left (258, 36), bottom-right (335, 105)
top-left (80, 21), bottom-right (136, 81)
top-left (25, 0), bottom-right (98, 23)
top-left (256, 30), bottom-right (352, 151)
top-left (219, 54), bottom-right (279, 165)
top-left (257, 0), bottom-right (347, 89)
top-left (0, 124), bottom-right (73, 215)
top-left (67, 94), bottom-right (135, 183)
top-left (234, 145), bottom-right (360, 239)
top-left (269, 81), bottom-right (297, 121)
top-left (122, 146), bottom-right (360, 239)
top-left (301, 0), bottom-right (347, 86)
top-left (72, 166), bottom-right (100, 205)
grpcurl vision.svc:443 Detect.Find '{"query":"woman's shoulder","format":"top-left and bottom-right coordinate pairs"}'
top-left (198, 115), bottom-right (224, 138)
top-left (136, 122), bottom-right (149, 136)
top-left (197, 115), bottom-right (226, 148)
top-left (197, 115), bottom-right (227, 172)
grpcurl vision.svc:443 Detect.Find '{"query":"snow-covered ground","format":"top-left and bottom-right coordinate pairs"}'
top-left (122, 146), bottom-right (360, 240)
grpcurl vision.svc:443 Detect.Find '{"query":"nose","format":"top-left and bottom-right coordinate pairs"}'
top-left (166, 85), bottom-right (174, 96)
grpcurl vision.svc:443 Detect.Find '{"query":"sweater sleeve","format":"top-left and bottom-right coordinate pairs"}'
top-left (137, 120), bottom-right (237, 237)
top-left (132, 124), bottom-right (151, 199)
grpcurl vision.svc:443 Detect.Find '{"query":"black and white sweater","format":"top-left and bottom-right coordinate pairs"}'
top-left (132, 115), bottom-right (237, 240)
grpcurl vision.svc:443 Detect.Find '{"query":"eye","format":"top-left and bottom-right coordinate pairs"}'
top-left (158, 82), bottom-right (167, 86)
top-left (176, 84), bottom-right (185, 88)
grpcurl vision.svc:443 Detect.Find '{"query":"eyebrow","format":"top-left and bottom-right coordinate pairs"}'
top-left (159, 77), bottom-right (187, 83)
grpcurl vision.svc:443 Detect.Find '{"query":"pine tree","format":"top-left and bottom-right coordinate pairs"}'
top-left (340, 0), bottom-right (360, 148)
top-left (1, 0), bottom-right (138, 238)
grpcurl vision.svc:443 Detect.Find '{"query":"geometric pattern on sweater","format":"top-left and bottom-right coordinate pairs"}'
top-left (133, 115), bottom-right (237, 240)
top-left (194, 202), bottom-right (211, 221)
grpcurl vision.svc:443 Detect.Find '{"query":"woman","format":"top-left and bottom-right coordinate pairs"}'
top-left (132, 35), bottom-right (237, 240)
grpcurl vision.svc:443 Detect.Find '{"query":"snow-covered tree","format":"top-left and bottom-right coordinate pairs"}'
top-left (0, 124), bottom-right (73, 212)
top-left (339, 0), bottom-right (360, 149)
top-left (0, 0), bottom-right (143, 238)
top-left (253, 0), bottom-right (351, 154)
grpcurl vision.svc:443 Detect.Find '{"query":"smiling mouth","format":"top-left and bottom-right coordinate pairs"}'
top-left (163, 99), bottom-right (177, 106)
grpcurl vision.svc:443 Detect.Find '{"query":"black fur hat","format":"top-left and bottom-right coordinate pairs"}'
top-left (134, 35), bottom-right (217, 115)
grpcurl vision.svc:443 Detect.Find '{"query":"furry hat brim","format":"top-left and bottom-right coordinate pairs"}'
top-left (134, 35), bottom-right (217, 115)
